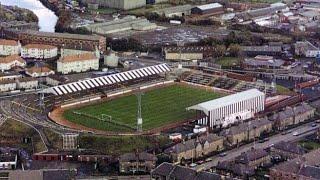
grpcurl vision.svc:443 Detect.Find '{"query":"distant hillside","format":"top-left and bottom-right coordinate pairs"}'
top-left (0, 5), bottom-right (38, 22)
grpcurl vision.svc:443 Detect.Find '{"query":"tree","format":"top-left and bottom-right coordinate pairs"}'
top-left (214, 45), bottom-right (226, 57)
top-left (228, 44), bottom-right (242, 57)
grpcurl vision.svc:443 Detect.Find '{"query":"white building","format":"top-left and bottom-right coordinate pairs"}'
top-left (0, 39), bottom-right (20, 56)
top-left (295, 41), bottom-right (320, 57)
top-left (187, 89), bottom-right (265, 128)
top-left (0, 72), bottom-right (22, 81)
top-left (0, 152), bottom-right (17, 170)
top-left (26, 66), bottom-right (55, 77)
top-left (0, 55), bottom-right (26, 71)
top-left (21, 44), bottom-right (58, 59)
top-left (0, 80), bottom-right (17, 92)
top-left (57, 53), bottom-right (99, 74)
top-left (16, 77), bottom-right (39, 90)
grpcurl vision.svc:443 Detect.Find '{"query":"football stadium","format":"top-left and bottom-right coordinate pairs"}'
top-left (63, 84), bottom-right (222, 132)
top-left (45, 63), bottom-right (224, 133)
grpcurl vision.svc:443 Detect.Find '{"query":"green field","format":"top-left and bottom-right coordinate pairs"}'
top-left (215, 57), bottom-right (240, 67)
top-left (64, 85), bottom-right (222, 132)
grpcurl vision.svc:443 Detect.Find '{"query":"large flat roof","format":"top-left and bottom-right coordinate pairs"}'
top-left (196, 3), bottom-right (222, 11)
top-left (187, 89), bottom-right (265, 115)
top-left (21, 30), bottom-right (103, 41)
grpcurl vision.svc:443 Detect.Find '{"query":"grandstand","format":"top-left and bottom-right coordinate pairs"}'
top-left (42, 64), bottom-right (171, 106)
top-left (182, 72), bottom-right (275, 96)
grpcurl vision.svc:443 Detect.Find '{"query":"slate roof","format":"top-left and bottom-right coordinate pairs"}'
top-left (216, 161), bottom-right (255, 176)
top-left (164, 134), bottom-right (223, 154)
top-left (235, 148), bottom-right (269, 164)
top-left (273, 141), bottom-right (305, 155)
top-left (271, 149), bottom-right (320, 178)
top-left (119, 152), bottom-right (157, 162)
top-left (152, 162), bottom-right (221, 180)
top-left (151, 162), bottom-right (174, 177)
top-left (220, 117), bottom-right (272, 136)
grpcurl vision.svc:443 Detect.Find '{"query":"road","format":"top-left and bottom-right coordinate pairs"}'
top-left (196, 122), bottom-right (318, 171)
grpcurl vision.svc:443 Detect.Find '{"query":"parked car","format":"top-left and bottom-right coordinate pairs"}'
top-left (219, 152), bottom-right (227, 157)
top-left (293, 131), bottom-right (299, 136)
top-left (189, 163), bottom-right (197, 168)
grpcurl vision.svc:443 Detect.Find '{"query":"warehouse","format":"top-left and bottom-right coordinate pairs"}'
top-left (85, 16), bottom-right (157, 35)
top-left (84, 0), bottom-right (146, 10)
top-left (187, 89), bottom-right (265, 128)
top-left (191, 3), bottom-right (224, 15)
top-left (153, 5), bottom-right (192, 18)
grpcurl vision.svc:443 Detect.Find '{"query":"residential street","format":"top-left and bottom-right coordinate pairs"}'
top-left (196, 122), bottom-right (319, 171)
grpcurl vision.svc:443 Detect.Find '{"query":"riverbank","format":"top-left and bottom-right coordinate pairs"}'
top-left (0, 5), bottom-right (38, 23)
top-left (38, 0), bottom-right (61, 14)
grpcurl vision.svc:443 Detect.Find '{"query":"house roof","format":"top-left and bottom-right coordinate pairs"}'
top-left (242, 45), bottom-right (282, 52)
top-left (0, 79), bottom-right (16, 85)
top-left (0, 55), bottom-right (25, 64)
top-left (216, 161), bottom-right (255, 176)
top-left (187, 89), bottom-right (264, 115)
top-left (165, 134), bottom-right (223, 154)
top-left (119, 152), bottom-right (157, 162)
top-left (152, 162), bottom-right (221, 180)
top-left (165, 139), bottom-right (196, 154)
top-left (235, 148), bottom-right (269, 164)
top-left (0, 39), bottom-right (18, 46)
top-left (59, 53), bottom-right (97, 63)
top-left (273, 141), bottom-right (305, 155)
top-left (269, 106), bottom-right (294, 121)
top-left (9, 169), bottom-right (75, 180)
top-left (271, 149), bottom-right (320, 179)
top-left (221, 117), bottom-right (272, 136)
top-left (294, 103), bottom-right (314, 115)
top-left (26, 66), bottom-right (53, 74)
top-left (299, 165), bottom-right (320, 179)
top-left (23, 44), bottom-right (57, 50)
top-left (17, 77), bottom-right (38, 83)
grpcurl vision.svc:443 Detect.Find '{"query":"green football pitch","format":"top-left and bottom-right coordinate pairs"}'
top-left (63, 85), bottom-right (223, 132)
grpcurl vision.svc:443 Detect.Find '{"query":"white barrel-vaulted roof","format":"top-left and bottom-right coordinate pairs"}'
top-left (43, 63), bottom-right (170, 96)
top-left (187, 89), bottom-right (265, 115)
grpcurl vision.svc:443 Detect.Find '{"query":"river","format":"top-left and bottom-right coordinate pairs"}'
top-left (0, 0), bottom-right (58, 32)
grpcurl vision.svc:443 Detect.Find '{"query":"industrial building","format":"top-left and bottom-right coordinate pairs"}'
top-left (84, 0), bottom-right (146, 10)
top-left (187, 89), bottom-right (265, 128)
top-left (85, 16), bottom-right (157, 35)
top-left (1, 29), bottom-right (106, 53)
top-left (163, 46), bottom-right (214, 61)
top-left (153, 5), bottom-right (193, 17)
top-left (191, 3), bottom-right (224, 15)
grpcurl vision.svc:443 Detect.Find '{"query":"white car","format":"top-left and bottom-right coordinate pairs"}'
top-left (189, 163), bottom-right (197, 168)
top-left (293, 131), bottom-right (299, 136)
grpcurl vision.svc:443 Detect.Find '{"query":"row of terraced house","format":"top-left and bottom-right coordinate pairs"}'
top-left (165, 103), bottom-right (315, 163)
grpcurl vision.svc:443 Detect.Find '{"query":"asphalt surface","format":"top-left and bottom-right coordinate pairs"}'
top-left (196, 121), bottom-right (319, 171)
